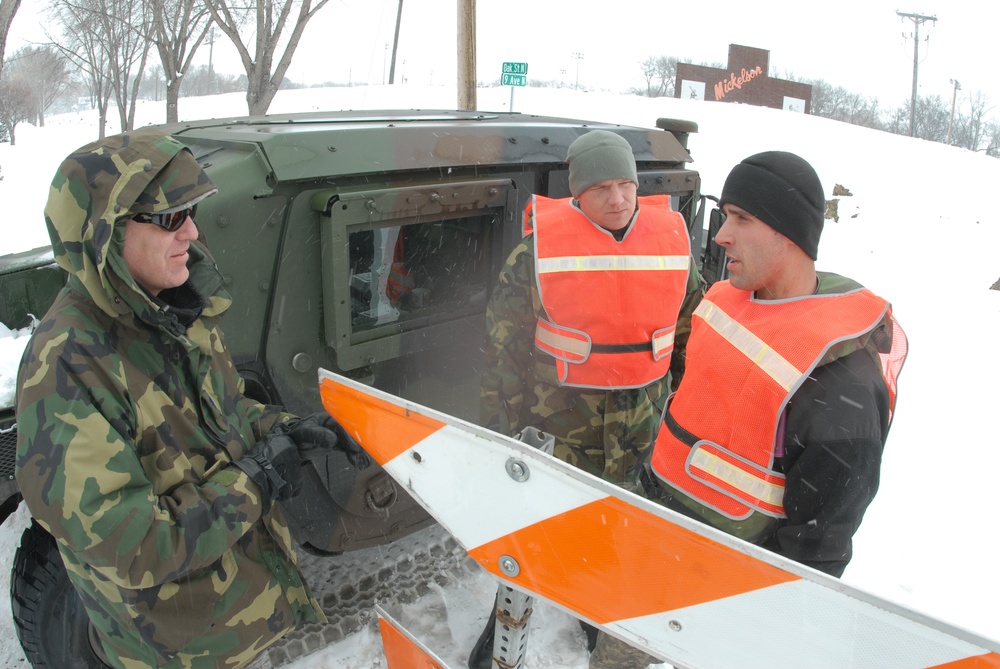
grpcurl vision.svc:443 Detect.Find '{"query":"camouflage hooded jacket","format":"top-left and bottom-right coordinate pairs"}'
top-left (15, 129), bottom-right (324, 669)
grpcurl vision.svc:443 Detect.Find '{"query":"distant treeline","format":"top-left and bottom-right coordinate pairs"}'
top-left (501, 55), bottom-right (1000, 158)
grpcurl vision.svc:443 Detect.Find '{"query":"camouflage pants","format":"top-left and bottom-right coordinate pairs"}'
top-left (531, 385), bottom-right (663, 487)
top-left (527, 383), bottom-right (666, 667)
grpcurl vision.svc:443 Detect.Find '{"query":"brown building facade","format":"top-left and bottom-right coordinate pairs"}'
top-left (675, 44), bottom-right (812, 113)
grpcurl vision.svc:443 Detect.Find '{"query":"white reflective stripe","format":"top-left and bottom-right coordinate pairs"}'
top-left (382, 423), bottom-right (607, 550)
top-left (535, 322), bottom-right (591, 359)
top-left (619, 580), bottom-right (989, 669)
top-left (652, 329), bottom-right (675, 357)
top-left (690, 448), bottom-right (785, 508)
top-left (694, 299), bottom-right (801, 392)
top-left (538, 254), bottom-right (689, 273)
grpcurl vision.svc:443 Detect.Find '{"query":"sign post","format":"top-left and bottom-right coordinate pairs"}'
top-left (502, 61), bottom-right (528, 112)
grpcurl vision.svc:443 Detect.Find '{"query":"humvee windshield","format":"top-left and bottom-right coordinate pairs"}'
top-left (348, 213), bottom-right (494, 331)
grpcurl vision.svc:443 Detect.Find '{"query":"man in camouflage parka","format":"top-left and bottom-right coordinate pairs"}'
top-left (14, 129), bottom-right (340, 669)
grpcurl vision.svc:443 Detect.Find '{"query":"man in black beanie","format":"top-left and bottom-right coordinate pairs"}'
top-left (473, 129), bottom-right (705, 669)
top-left (641, 151), bottom-right (908, 592)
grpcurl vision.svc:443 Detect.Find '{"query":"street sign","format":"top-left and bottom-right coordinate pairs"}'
top-left (502, 62), bottom-right (528, 110)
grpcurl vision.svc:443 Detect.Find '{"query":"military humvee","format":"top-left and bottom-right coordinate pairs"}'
top-left (0, 109), bottom-right (724, 667)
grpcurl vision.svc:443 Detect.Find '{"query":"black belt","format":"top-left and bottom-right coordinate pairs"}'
top-left (590, 341), bottom-right (653, 353)
top-left (664, 406), bottom-right (699, 448)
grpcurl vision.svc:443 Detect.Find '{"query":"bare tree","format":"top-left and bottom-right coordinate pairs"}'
top-left (654, 56), bottom-right (677, 97)
top-left (0, 0), bottom-right (20, 79)
top-left (638, 55), bottom-right (678, 97)
top-left (639, 56), bottom-right (657, 97)
top-left (965, 91), bottom-right (993, 152)
top-left (150, 0), bottom-right (212, 122)
top-left (884, 103), bottom-right (910, 135)
top-left (847, 95), bottom-right (880, 128)
top-left (180, 63), bottom-right (245, 96)
top-left (205, 0), bottom-right (330, 115)
top-left (984, 119), bottom-right (1000, 158)
top-left (139, 63), bottom-right (166, 100)
top-left (103, 0), bottom-right (151, 131)
top-left (808, 80), bottom-right (854, 120)
top-left (9, 46), bottom-right (71, 126)
top-left (914, 95), bottom-right (950, 143)
top-left (0, 72), bottom-right (35, 144)
top-left (48, 1), bottom-right (114, 137)
top-left (49, 0), bottom-right (151, 135)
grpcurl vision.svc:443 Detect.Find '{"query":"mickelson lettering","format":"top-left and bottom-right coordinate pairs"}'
top-left (714, 66), bottom-right (763, 101)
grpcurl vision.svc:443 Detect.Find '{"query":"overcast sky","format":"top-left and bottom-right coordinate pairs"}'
top-left (7, 0), bottom-right (998, 110)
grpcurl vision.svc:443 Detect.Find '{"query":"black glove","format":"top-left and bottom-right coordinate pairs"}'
top-left (274, 411), bottom-right (371, 470)
top-left (232, 433), bottom-right (302, 515)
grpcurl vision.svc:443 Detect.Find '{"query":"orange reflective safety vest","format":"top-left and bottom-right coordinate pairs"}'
top-left (650, 280), bottom-right (905, 520)
top-left (531, 194), bottom-right (691, 390)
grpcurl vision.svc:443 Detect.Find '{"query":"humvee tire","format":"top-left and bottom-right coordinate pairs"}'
top-left (11, 521), bottom-right (110, 668)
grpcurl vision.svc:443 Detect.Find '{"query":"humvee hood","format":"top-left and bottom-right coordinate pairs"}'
top-left (43, 128), bottom-right (217, 317)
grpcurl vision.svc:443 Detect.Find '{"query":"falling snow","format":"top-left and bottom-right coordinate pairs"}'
top-left (1, 84), bottom-right (998, 667)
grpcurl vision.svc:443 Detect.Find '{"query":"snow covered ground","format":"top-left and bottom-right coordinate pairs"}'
top-left (1, 84), bottom-right (999, 667)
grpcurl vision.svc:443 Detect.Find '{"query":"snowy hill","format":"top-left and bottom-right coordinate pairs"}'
top-left (1, 84), bottom-right (999, 667)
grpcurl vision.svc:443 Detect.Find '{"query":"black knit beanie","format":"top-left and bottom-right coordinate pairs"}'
top-left (719, 151), bottom-right (825, 260)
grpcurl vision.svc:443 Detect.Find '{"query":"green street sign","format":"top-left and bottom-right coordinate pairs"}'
top-left (503, 62), bottom-right (528, 75)
top-left (502, 73), bottom-right (527, 87)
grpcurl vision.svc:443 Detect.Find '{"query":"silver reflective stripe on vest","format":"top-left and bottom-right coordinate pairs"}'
top-left (537, 254), bottom-right (689, 273)
top-left (688, 443), bottom-right (786, 512)
top-left (651, 327), bottom-right (675, 360)
top-left (535, 321), bottom-right (591, 360)
top-left (694, 299), bottom-right (801, 392)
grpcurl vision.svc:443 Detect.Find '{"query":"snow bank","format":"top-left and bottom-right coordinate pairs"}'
top-left (0, 321), bottom-right (34, 408)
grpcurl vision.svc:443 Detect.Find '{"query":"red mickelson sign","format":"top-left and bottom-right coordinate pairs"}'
top-left (715, 66), bottom-right (764, 100)
top-left (676, 44), bottom-right (812, 113)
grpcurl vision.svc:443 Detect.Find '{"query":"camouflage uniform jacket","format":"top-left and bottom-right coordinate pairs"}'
top-left (15, 130), bottom-right (324, 669)
top-left (481, 200), bottom-right (705, 484)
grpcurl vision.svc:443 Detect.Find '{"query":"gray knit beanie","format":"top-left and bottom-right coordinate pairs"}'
top-left (566, 130), bottom-right (638, 197)
top-left (719, 151), bottom-right (825, 260)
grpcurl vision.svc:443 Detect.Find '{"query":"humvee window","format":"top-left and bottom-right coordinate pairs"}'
top-left (348, 215), bottom-right (493, 330)
top-left (316, 179), bottom-right (513, 372)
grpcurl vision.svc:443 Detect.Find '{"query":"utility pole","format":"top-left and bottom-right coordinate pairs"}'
top-left (207, 27), bottom-right (216, 95)
top-left (388, 0), bottom-right (403, 84)
top-left (573, 52), bottom-right (584, 90)
top-left (947, 78), bottom-right (960, 145)
top-left (457, 0), bottom-right (476, 110)
top-left (897, 10), bottom-right (937, 138)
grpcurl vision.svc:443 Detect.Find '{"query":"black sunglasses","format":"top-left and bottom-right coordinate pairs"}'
top-left (132, 206), bottom-right (196, 232)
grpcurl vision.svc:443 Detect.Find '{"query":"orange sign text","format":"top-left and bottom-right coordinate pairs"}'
top-left (714, 67), bottom-right (764, 101)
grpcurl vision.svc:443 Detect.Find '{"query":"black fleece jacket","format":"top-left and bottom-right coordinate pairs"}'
top-left (761, 346), bottom-right (891, 576)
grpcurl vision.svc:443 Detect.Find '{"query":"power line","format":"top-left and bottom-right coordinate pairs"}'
top-left (897, 10), bottom-right (937, 138)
